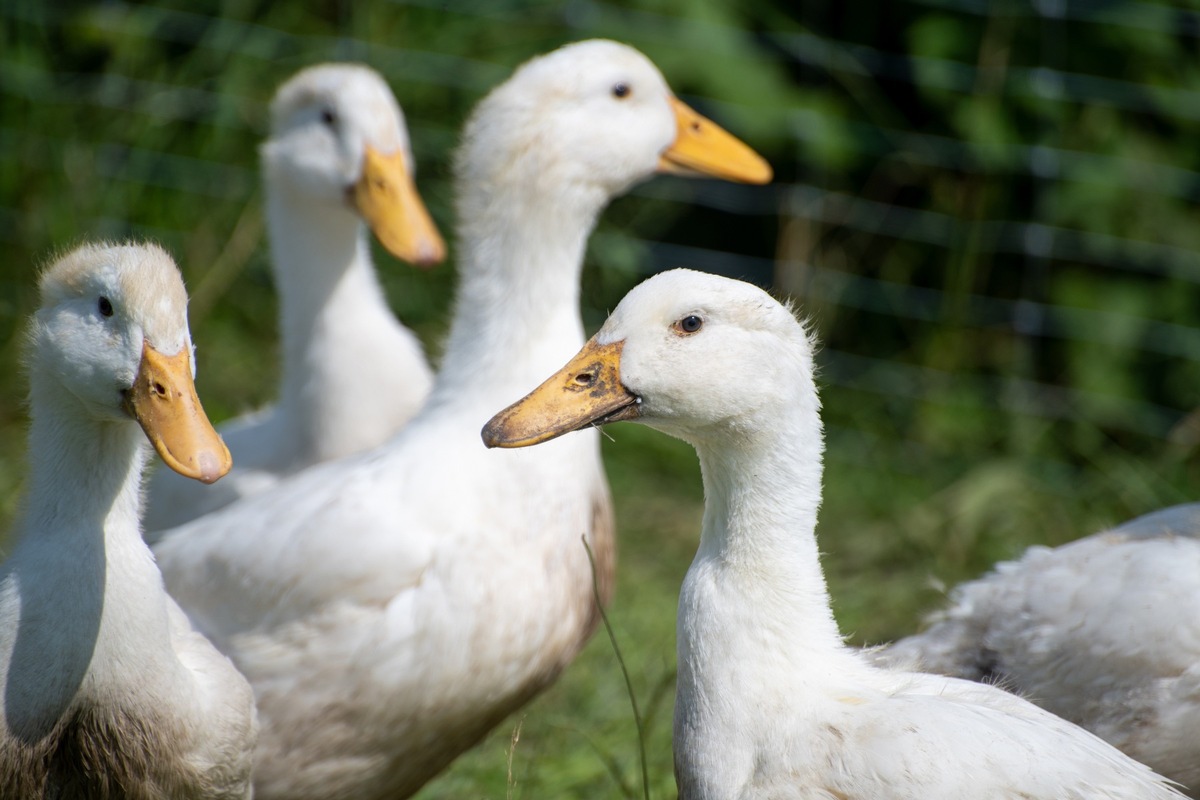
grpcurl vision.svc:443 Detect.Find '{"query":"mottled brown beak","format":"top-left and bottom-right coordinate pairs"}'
top-left (482, 339), bottom-right (640, 449)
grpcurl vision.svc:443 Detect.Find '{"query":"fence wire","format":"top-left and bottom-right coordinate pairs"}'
top-left (2, 0), bottom-right (1198, 488)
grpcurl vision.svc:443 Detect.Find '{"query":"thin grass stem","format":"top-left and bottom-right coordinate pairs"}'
top-left (583, 535), bottom-right (651, 800)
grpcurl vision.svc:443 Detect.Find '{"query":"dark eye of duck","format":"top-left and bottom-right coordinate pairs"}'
top-left (612, 83), bottom-right (631, 99)
top-left (320, 108), bottom-right (337, 126)
top-left (98, 296), bottom-right (114, 318)
top-left (673, 314), bottom-right (703, 335)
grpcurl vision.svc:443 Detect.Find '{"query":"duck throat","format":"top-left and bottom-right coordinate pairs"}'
top-left (673, 424), bottom-right (849, 790)
top-left (434, 184), bottom-right (602, 402)
top-left (7, 377), bottom-right (177, 737)
top-left (694, 437), bottom-right (837, 631)
top-left (265, 188), bottom-right (396, 436)
top-left (21, 375), bottom-right (146, 539)
top-left (678, 397), bottom-right (846, 688)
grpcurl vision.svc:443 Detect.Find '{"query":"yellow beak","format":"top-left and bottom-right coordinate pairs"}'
top-left (122, 343), bottom-right (232, 484)
top-left (352, 146), bottom-right (446, 267)
top-left (657, 96), bottom-right (773, 185)
top-left (482, 338), bottom-right (640, 449)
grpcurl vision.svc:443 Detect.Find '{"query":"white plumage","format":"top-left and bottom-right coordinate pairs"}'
top-left (151, 41), bottom-right (770, 800)
top-left (144, 64), bottom-right (444, 531)
top-left (0, 242), bottom-right (257, 798)
top-left (483, 268), bottom-right (1185, 800)
top-left (883, 502), bottom-right (1200, 795)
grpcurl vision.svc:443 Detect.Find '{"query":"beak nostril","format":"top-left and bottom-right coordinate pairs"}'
top-left (691, 121), bottom-right (702, 132)
top-left (153, 382), bottom-right (167, 397)
top-left (573, 372), bottom-right (595, 387)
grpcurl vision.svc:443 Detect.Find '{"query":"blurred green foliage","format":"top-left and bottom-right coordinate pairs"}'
top-left (3, 0), bottom-right (1200, 796)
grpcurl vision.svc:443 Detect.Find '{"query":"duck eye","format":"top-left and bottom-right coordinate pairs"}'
top-left (612, 83), bottom-right (631, 99)
top-left (673, 314), bottom-right (703, 335)
top-left (320, 108), bottom-right (336, 126)
top-left (98, 296), bottom-right (114, 318)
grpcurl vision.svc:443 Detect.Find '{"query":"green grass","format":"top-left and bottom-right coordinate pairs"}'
top-left (413, 427), bottom-right (696, 800)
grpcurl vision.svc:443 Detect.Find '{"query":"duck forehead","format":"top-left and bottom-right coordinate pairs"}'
top-left (121, 272), bottom-right (189, 355)
top-left (596, 271), bottom-right (700, 340)
top-left (600, 269), bottom-right (793, 344)
top-left (516, 39), bottom-right (669, 101)
top-left (350, 97), bottom-right (407, 156)
top-left (39, 243), bottom-right (108, 305)
top-left (554, 39), bottom-right (660, 76)
top-left (272, 64), bottom-right (357, 115)
top-left (112, 245), bottom-right (188, 350)
top-left (38, 242), bottom-right (190, 352)
top-left (330, 70), bottom-right (406, 150)
top-left (273, 65), bottom-right (405, 149)
top-left (635, 268), bottom-right (739, 314)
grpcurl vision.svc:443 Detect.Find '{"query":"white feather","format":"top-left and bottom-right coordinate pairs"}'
top-left (144, 64), bottom-right (435, 531)
top-left (151, 41), bottom-right (764, 800)
top-left (0, 242), bottom-right (256, 798)
top-left (883, 503), bottom-right (1200, 795)
top-left (561, 269), bottom-right (1184, 799)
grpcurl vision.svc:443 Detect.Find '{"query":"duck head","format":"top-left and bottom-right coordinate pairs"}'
top-left (483, 269), bottom-right (815, 449)
top-left (262, 63), bottom-right (445, 266)
top-left (33, 242), bottom-right (232, 483)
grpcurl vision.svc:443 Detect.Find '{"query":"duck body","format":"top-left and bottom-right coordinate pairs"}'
top-left (483, 269), bottom-right (1184, 800)
top-left (0, 243), bottom-right (256, 799)
top-left (882, 504), bottom-right (1200, 795)
top-left (169, 405), bottom-right (610, 799)
top-left (676, 531), bottom-right (1185, 799)
top-left (144, 64), bottom-right (443, 531)
top-left (153, 41), bottom-right (769, 800)
top-left (156, 235), bottom-right (611, 798)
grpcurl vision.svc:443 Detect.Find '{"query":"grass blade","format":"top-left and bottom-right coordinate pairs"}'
top-left (583, 535), bottom-right (651, 800)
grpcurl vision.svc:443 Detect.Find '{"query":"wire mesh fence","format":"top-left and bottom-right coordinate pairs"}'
top-left (2, 0), bottom-right (1200, 540)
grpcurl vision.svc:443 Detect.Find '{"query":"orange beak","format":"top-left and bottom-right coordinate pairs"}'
top-left (657, 96), bottom-right (772, 184)
top-left (352, 146), bottom-right (446, 267)
top-left (482, 338), bottom-right (639, 449)
top-left (122, 342), bottom-right (232, 484)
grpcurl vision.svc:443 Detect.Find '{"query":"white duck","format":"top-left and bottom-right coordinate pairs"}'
top-left (144, 63), bottom-right (445, 531)
top-left (0, 242), bottom-right (257, 798)
top-left (483, 268), bottom-right (1185, 800)
top-left (151, 40), bottom-right (771, 800)
top-left (880, 502), bottom-right (1200, 795)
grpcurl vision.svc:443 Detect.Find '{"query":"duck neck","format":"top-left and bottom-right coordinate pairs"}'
top-left (685, 397), bottom-right (844, 656)
top-left (432, 180), bottom-right (605, 407)
top-left (10, 370), bottom-right (178, 704)
top-left (21, 375), bottom-right (146, 542)
top-left (265, 187), bottom-right (393, 427)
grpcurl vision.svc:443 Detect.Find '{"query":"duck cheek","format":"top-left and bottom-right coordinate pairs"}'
top-left (669, 389), bottom-right (742, 432)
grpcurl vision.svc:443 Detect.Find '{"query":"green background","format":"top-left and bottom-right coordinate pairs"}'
top-left (3, 1), bottom-right (1199, 796)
